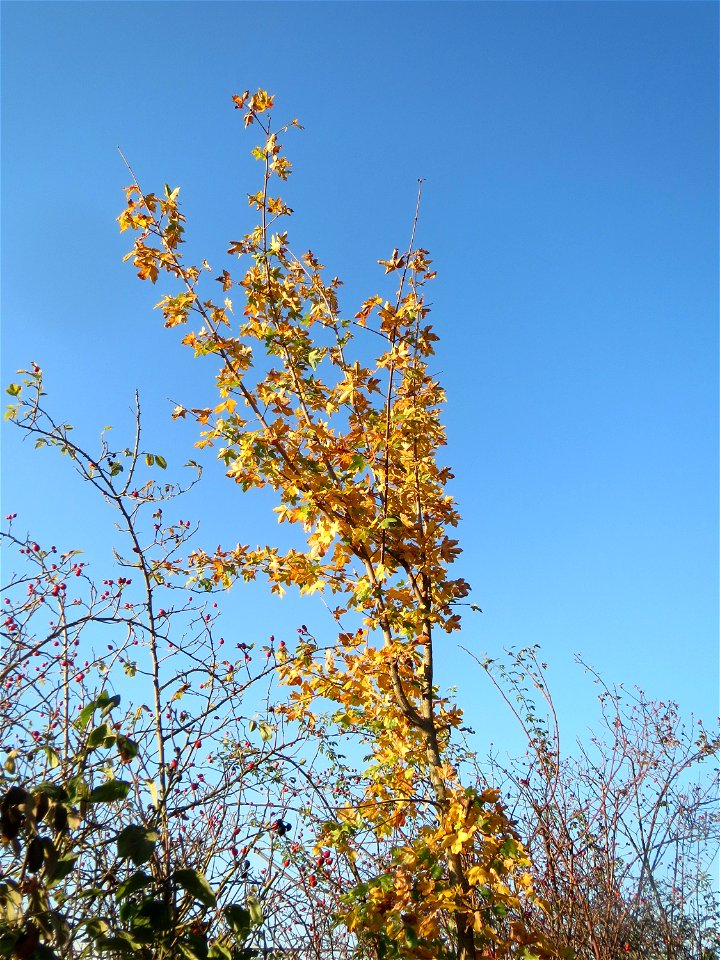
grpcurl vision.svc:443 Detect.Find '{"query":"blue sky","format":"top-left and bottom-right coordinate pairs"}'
top-left (2, 1), bottom-right (717, 753)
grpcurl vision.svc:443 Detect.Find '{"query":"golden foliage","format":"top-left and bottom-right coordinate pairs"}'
top-left (119, 91), bottom-right (558, 960)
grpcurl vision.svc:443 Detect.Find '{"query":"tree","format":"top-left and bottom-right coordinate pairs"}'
top-left (0, 370), bottom-right (371, 960)
top-left (116, 90), bottom-right (556, 959)
top-left (478, 646), bottom-right (720, 960)
top-left (6, 86), bottom-right (713, 960)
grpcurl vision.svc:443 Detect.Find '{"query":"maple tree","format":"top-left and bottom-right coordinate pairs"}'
top-left (117, 90), bottom-right (556, 959)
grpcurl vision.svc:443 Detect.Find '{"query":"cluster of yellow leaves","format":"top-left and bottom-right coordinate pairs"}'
top-left (118, 183), bottom-right (191, 285)
top-left (271, 629), bottom-right (466, 832)
top-left (341, 788), bottom-right (555, 959)
top-left (118, 90), bottom-right (557, 959)
top-left (117, 102), bottom-right (468, 641)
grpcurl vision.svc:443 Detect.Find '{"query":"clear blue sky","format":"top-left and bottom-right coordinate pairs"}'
top-left (2, 2), bottom-right (717, 752)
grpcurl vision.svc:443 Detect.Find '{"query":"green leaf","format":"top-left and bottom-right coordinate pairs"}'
top-left (40, 745), bottom-right (60, 769)
top-left (88, 780), bottom-right (131, 804)
top-left (258, 722), bottom-right (273, 742)
top-left (307, 348), bottom-right (323, 370)
top-left (183, 932), bottom-right (210, 960)
top-left (75, 693), bottom-right (121, 733)
top-left (75, 702), bottom-right (97, 732)
top-left (5, 384), bottom-right (21, 397)
top-left (47, 854), bottom-right (78, 887)
top-left (247, 896), bottom-right (263, 926)
top-left (223, 904), bottom-right (251, 938)
top-left (79, 916), bottom-right (109, 940)
top-left (145, 453), bottom-right (155, 467)
top-left (499, 837), bottom-right (519, 859)
top-left (155, 454), bottom-right (167, 470)
top-left (66, 775), bottom-right (90, 804)
top-left (173, 869), bottom-right (216, 908)
top-left (116, 870), bottom-right (152, 901)
top-left (33, 781), bottom-right (67, 801)
top-left (98, 692), bottom-right (122, 717)
top-left (379, 516), bottom-right (401, 529)
top-left (88, 724), bottom-right (115, 749)
top-left (116, 735), bottom-right (139, 763)
top-left (95, 933), bottom-right (142, 954)
top-left (404, 925), bottom-right (419, 949)
top-left (117, 826), bottom-right (157, 865)
top-left (124, 897), bottom-right (172, 934)
top-left (208, 944), bottom-right (232, 960)
top-left (179, 942), bottom-right (209, 960)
